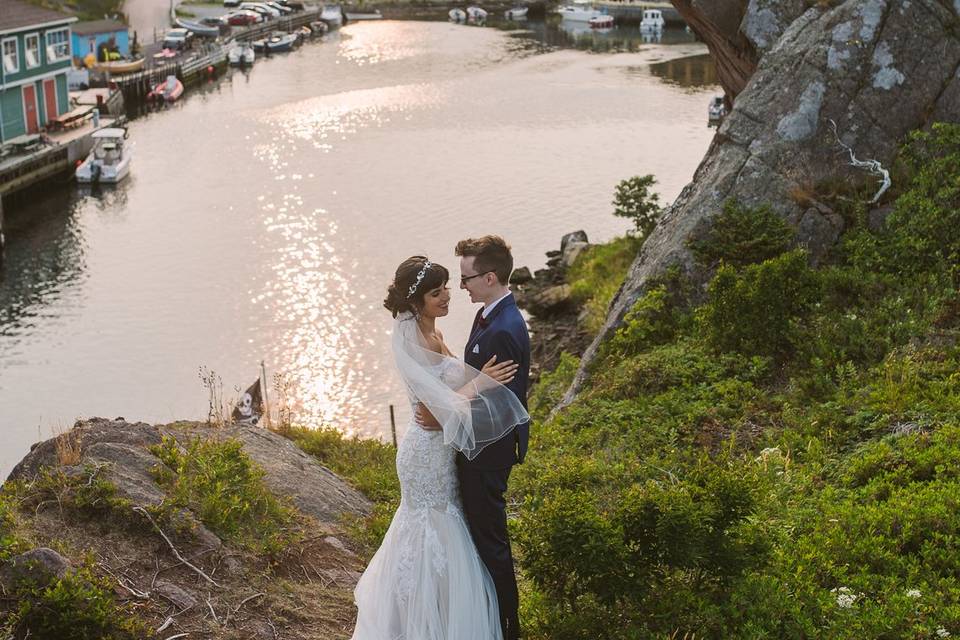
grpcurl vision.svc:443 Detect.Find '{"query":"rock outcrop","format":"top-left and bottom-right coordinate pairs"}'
top-left (562, 0), bottom-right (960, 406)
top-left (8, 417), bottom-right (372, 525)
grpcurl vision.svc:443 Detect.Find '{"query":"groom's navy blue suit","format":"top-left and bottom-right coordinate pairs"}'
top-left (459, 293), bottom-right (530, 640)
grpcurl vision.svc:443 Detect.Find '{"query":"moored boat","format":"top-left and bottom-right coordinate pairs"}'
top-left (265, 31), bottom-right (298, 52)
top-left (449, 7), bottom-right (466, 22)
top-left (320, 3), bottom-right (344, 27)
top-left (75, 128), bottom-right (131, 184)
top-left (94, 57), bottom-right (145, 74)
top-left (640, 8), bottom-right (665, 30)
top-left (466, 6), bottom-right (487, 24)
top-left (148, 75), bottom-right (184, 103)
top-left (504, 6), bottom-right (527, 19)
top-left (175, 18), bottom-right (220, 37)
top-left (708, 95), bottom-right (727, 126)
top-left (589, 14), bottom-right (613, 28)
top-left (557, 1), bottom-right (602, 21)
top-left (309, 20), bottom-right (329, 34)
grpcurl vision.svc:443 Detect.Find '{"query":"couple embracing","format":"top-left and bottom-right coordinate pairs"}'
top-left (351, 235), bottom-right (531, 640)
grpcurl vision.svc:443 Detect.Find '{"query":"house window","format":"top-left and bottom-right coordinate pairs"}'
top-left (45, 28), bottom-right (70, 62)
top-left (2, 38), bottom-right (17, 74)
top-left (25, 33), bottom-right (40, 68)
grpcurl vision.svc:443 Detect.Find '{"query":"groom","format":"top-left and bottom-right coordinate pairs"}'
top-left (417, 235), bottom-right (530, 640)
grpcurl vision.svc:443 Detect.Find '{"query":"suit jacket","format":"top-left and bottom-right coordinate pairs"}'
top-left (459, 294), bottom-right (531, 470)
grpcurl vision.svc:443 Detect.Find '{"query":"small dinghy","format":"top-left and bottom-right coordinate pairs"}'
top-left (148, 75), bottom-right (184, 103)
top-left (265, 31), bottom-right (298, 53)
top-left (504, 6), bottom-right (527, 19)
top-left (448, 7), bottom-right (466, 22)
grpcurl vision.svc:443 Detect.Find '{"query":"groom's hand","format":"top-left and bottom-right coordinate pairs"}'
top-left (415, 403), bottom-right (442, 431)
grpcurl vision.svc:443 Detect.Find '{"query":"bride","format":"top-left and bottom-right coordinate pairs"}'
top-left (350, 256), bottom-right (529, 640)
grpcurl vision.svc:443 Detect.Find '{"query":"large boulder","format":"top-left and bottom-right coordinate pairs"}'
top-left (6, 418), bottom-right (372, 528)
top-left (561, 0), bottom-right (960, 406)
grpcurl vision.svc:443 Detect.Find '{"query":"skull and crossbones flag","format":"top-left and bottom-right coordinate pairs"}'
top-left (232, 377), bottom-right (263, 424)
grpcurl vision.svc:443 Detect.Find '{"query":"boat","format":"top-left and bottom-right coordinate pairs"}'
top-left (557, 1), bottom-right (603, 22)
top-left (640, 8), bottom-right (665, 30)
top-left (504, 6), bottom-right (527, 19)
top-left (589, 14), bottom-right (613, 28)
top-left (448, 7), bottom-right (466, 22)
top-left (148, 75), bottom-right (184, 103)
top-left (296, 25), bottom-right (313, 39)
top-left (175, 18), bottom-right (220, 37)
top-left (75, 128), bottom-right (131, 184)
top-left (320, 3), bottom-right (344, 27)
top-left (265, 31), bottom-right (298, 52)
top-left (93, 57), bottom-right (145, 74)
top-left (228, 42), bottom-right (256, 65)
top-left (344, 7), bottom-right (383, 20)
top-left (309, 20), bottom-right (329, 34)
top-left (708, 95), bottom-right (727, 126)
top-left (466, 6), bottom-right (487, 24)
top-left (252, 38), bottom-right (266, 52)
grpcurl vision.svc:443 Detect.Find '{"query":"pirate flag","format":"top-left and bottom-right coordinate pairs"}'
top-left (232, 377), bottom-right (263, 424)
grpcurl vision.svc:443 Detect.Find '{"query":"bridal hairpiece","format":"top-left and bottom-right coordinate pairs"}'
top-left (406, 261), bottom-right (432, 298)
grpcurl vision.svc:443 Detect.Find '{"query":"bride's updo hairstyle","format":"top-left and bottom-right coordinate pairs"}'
top-left (384, 256), bottom-right (450, 318)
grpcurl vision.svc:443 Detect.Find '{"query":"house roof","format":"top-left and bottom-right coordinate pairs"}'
top-left (72, 19), bottom-right (127, 35)
top-left (0, 0), bottom-right (76, 35)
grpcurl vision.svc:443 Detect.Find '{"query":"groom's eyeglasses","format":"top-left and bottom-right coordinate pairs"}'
top-left (459, 270), bottom-right (493, 284)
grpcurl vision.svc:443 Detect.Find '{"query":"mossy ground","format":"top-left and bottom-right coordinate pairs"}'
top-left (0, 424), bottom-right (367, 639)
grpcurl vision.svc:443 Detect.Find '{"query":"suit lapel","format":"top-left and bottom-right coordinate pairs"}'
top-left (466, 294), bottom-right (516, 354)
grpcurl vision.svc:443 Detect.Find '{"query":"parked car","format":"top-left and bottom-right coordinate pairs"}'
top-left (162, 27), bottom-right (194, 50)
top-left (227, 10), bottom-right (261, 24)
top-left (240, 2), bottom-right (280, 17)
top-left (266, 1), bottom-right (294, 14)
top-left (224, 0), bottom-right (241, 7)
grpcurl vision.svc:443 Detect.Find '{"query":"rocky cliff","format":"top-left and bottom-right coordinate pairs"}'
top-left (562, 0), bottom-right (960, 405)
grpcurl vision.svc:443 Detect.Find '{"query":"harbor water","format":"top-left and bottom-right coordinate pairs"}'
top-left (0, 20), bottom-right (719, 476)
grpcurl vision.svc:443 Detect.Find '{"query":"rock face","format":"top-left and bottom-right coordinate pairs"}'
top-left (7, 418), bottom-right (372, 526)
top-left (0, 548), bottom-right (71, 591)
top-left (562, 0), bottom-right (960, 406)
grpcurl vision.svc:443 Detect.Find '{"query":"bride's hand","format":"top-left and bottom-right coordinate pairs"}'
top-left (481, 355), bottom-right (519, 384)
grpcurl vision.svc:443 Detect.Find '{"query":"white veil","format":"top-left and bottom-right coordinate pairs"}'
top-left (391, 312), bottom-right (529, 460)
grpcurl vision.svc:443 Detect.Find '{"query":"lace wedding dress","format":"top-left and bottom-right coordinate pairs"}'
top-left (350, 358), bottom-right (503, 640)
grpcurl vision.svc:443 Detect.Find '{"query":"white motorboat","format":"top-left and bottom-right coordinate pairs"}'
top-left (229, 42), bottom-right (255, 65)
top-left (708, 95), bottom-right (727, 126)
top-left (320, 3), bottom-right (344, 27)
top-left (76, 128), bottom-right (131, 184)
top-left (504, 6), bottom-right (527, 19)
top-left (466, 6), bottom-right (487, 23)
top-left (640, 8), bottom-right (665, 30)
top-left (557, 1), bottom-right (602, 22)
top-left (449, 7), bottom-right (466, 21)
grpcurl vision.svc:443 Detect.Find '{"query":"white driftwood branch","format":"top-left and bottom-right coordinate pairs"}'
top-left (829, 119), bottom-right (891, 203)
top-left (133, 506), bottom-right (223, 588)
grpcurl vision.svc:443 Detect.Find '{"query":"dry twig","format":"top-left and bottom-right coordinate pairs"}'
top-left (132, 506), bottom-right (222, 588)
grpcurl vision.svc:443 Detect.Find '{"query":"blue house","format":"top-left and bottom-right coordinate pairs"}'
top-left (72, 19), bottom-right (129, 62)
top-left (0, 0), bottom-right (76, 143)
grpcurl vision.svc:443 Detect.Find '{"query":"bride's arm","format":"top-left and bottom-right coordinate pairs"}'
top-left (416, 356), bottom-right (518, 429)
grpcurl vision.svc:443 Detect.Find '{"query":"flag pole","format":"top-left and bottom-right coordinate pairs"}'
top-left (260, 360), bottom-right (271, 429)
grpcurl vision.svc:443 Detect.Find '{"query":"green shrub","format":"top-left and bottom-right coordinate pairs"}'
top-left (0, 488), bottom-right (23, 562)
top-left (698, 249), bottom-right (820, 359)
top-left (150, 436), bottom-right (300, 553)
top-left (690, 200), bottom-right (795, 268)
top-left (528, 351), bottom-right (579, 422)
top-left (8, 564), bottom-right (147, 639)
top-left (612, 175), bottom-right (662, 236)
top-left (568, 234), bottom-right (644, 333)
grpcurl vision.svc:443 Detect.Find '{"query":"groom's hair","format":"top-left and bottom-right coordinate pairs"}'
top-left (455, 236), bottom-right (513, 285)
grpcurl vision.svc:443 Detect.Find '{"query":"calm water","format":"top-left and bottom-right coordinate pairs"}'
top-left (0, 22), bottom-right (718, 476)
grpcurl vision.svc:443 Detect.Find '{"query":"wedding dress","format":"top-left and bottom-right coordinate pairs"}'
top-left (350, 313), bottom-right (528, 640)
top-left (351, 359), bottom-right (503, 640)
